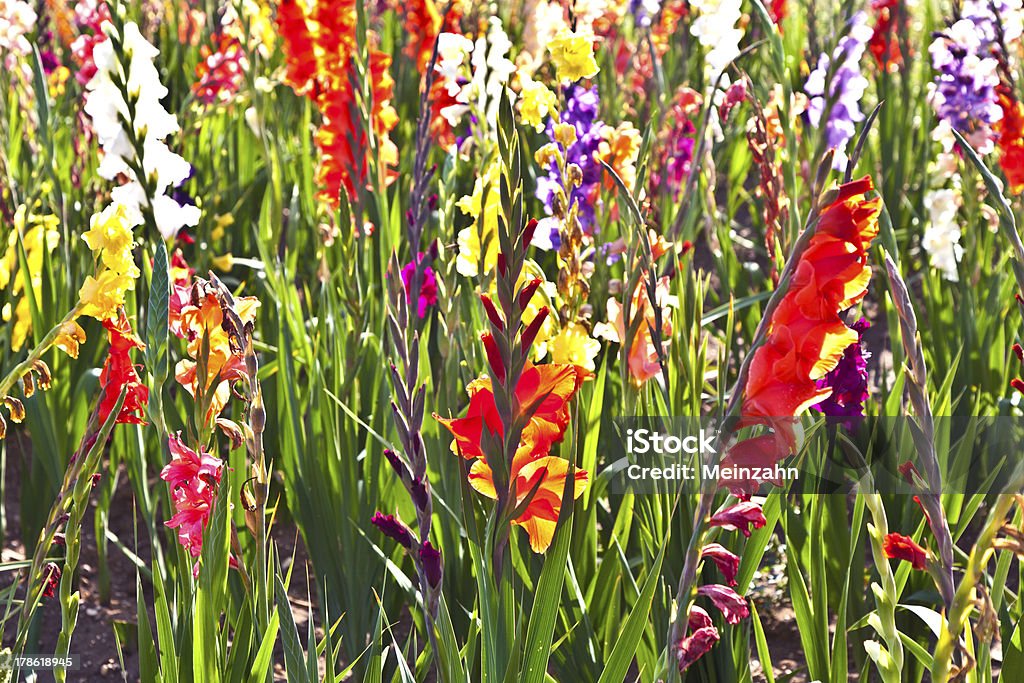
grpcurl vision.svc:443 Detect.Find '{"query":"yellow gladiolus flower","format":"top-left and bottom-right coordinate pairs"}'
top-left (550, 322), bottom-right (601, 372)
top-left (547, 29), bottom-right (599, 82)
top-left (519, 77), bottom-right (557, 131)
top-left (54, 320), bottom-right (87, 359)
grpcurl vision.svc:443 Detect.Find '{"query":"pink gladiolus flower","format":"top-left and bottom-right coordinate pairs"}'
top-left (697, 584), bottom-right (750, 624)
top-left (701, 543), bottom-right (741, 586)
top-left (161, 433), bottom-right (224, 576)
top-left (676, 606), bottom-right (720, 672)
top-left (708, 501), bottom-right (767, 537)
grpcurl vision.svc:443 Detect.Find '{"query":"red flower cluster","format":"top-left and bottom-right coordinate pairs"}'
top-left (723, 177), bottom-right (880, 495)
top-left (868, 0), bottom-right (904, 71)
top-left (98, 311), bottom-right (149, 426)
top-left (277, 0), bottom-right (398, 207)
top-left (161, 433), bottom-right (225, 576)
top-left (996, 85), bottom-right (1024, 195)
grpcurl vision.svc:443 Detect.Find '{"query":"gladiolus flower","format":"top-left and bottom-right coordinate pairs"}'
top-left (161, 433), bottom-right (224, 575)
top-left (697, 583), bottom-right (750, 624)
top-left (996, 85), bottom-right (1024, 194)
top-left (42, 562), bottom-right (61, 598)
top-left (54, 320), bottom-right (87, 359)
top-left (708, 501), bottom-right (767, 537)
top-left (467, 453), bottom-right (589, 552)
top-left (701, 543), bottom-right (741, 586)
top-left (435, 360), bottom-right (590, 461)
top-left (434, 352), bottom-right (591, 553)
top-left (172, 282), bottom-right (260, 422)
top-left (677, 626), bottom-right (720, 668)
top-left (277, 0), bottom-right (398, 207)
top-left (401, 253), bottom-right (439, 319)
top-left (97, 311), bottom-right (149, 426)
top-left (547, 28), bottom-right (599, 82)
top-left (724, 177), bottom-right (880, 493)
top-left (594, 273), bottom-right (677, 386)
top-left (519, 77), bottom-right (558, 131)
top-left (883, 532), bottom-right (928, 570)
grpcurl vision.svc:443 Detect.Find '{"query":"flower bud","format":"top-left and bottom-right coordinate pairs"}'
top-left (480, 294), bottom-right (505, 331)
top-left (517, 278), bottom-right (543, 311)
top-left (481, 333), bottom-right (507, 384)
top-left (520, 307), bottom-right (549, 355)
top-left (521, 218), bottom-right (539, 249)
top-left (419, 540), bottom-right (443, 588)
top-left (371, 512), bottom-right (414, 548)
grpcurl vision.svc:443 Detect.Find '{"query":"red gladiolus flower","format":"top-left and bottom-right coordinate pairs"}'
top-left (708, 501), bottom-right (767, 537)
top-left (277, 0), bottom-right (398, 207)
top-left (868, 0), bottom-right (903, 71)
top-left (42, 562), bottom-right (61, 598)
top-left (996, 86), bottom-right (1024, 195)
top-left (883, 532), bottom-right (928, 570)
top-left (98, 311), bottom-right (149, 426)
top-left (697, 583), bottom-right (750, 625)
top-left (161, 433), bottom-right (224, 576)
top-left (723, 177), bottom-right (880, 494)
top-left (701, 543), bottom-right (741, 586)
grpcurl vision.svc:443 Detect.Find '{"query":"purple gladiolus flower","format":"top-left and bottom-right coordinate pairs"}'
top-left (813, 317), bottom-right (871, 431)
top-left (535, 84), bottom-right (605, 249)
top-left (928, 1), bottom-right (1009, 152)
top-left (805, 12), bottom-right (873, 170)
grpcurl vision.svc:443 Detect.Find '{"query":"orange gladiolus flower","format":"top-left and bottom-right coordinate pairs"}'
top-left (277, 0), bottom-right (398, 206)
top-left (435, 361), bottom-right (589, 461)
top-left (434, 360), bottom-right (591, 552)
top-left (172, 286), bottom-right (260, 422)
top-left (723, 177), bottom-right (880, 492)
top-left (468, 454), bottom-right (588, 553)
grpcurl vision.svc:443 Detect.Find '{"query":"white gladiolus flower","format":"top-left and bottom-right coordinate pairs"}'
top-left (84, 21), bottom-right (200, 239)
top-left (922, 188), bottom-right (964, 281)
top-left (690, 0), bottom-right (744, 82)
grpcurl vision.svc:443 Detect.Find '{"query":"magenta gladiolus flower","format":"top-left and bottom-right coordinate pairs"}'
top-left (697, 583), bottom-right (750, 624)
top-left (701, 543), bottom-right (741, 586)
top-left (676, 606), bottom-right (720, 672)
top-left (401, 253), bottom-right (438, 318)
top-left (708, 501), bottom-right (767, 537)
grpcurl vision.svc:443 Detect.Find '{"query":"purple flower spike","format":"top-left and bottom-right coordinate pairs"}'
top-left (805, 12), bottom-right (873, 171)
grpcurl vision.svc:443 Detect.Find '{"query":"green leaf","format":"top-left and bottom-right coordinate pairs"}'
top-left (518, 464), bottom-right (575, 683)
top-left (146, 240), bottom-right (170, 382)
top-left (596, 543), bottom-right (665, 683)
top-left (247, 611), bottom-right (281, 683)
top-left (275, 574), bottom-right (309, 683)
